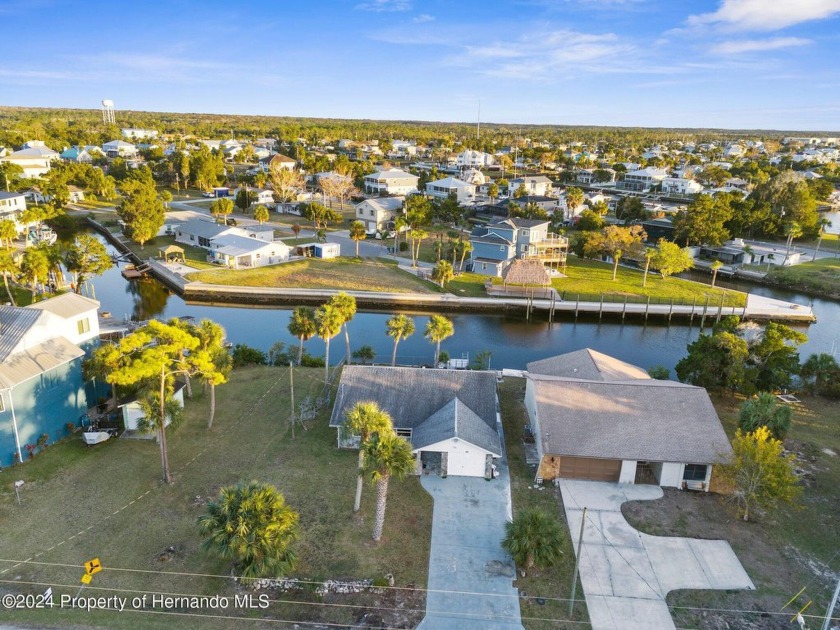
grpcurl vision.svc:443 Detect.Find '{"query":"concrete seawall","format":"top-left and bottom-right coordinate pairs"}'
top-left (85, 218), bottom-right (816, 324)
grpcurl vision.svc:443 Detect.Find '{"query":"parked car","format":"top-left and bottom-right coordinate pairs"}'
top-left (202, 191), bottom-right (214, 198)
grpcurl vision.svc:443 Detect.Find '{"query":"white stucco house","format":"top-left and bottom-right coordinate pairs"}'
top-left (355, 196), bottom-right (404, 233)
top-left (509, 175), bottom-right (553, 197)
top-left (456, 150), bottom-right (495, 169)
top-left (330, 366), bottom-right (502, 479)
top-left (619, 167), bottom-right (668, 192)
top-left (425, 176), bottom-right (476, 203)
top-left (363, 169), bottom-right (419, 196)
top-left (121, 128), bottom-right (159, 140)
top-left (661, 177), bottom-right (704, 195)
top-left (524, 349), bottom-right (731, 491)
top-left (0, 192), bottom-right (27, 230)
top-left (208, 234), bottom-right (290, 269)
top-left (102, 140), bottom-right (138, 158)
top-left (0, 146), bottom-right (60, 178)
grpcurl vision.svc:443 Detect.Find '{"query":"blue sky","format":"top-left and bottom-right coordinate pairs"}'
top-left (1, 0), bottom-right (839, 130)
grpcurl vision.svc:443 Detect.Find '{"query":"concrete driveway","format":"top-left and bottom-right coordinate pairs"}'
top-left (559, 480), bottom-right (754, 630)
top-left (417, 463), bottom-right (525, 630)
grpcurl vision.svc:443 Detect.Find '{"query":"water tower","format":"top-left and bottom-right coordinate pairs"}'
top-left (102, 99), bottom-right (115, 124)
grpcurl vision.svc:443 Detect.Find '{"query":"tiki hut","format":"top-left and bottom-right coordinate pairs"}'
top-left (502, 259), bottom-right (551, 288)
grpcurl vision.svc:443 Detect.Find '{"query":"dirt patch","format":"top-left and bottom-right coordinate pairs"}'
top-left (622, 489), bottom-right (834, 629)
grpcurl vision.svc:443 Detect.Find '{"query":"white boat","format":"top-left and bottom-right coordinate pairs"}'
top-left (27, 225), bottom-right (58, 246)
top-left (82, 430), bottom-right (112, 445)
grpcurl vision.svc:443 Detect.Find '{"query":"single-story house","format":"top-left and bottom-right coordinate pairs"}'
top-left (329, 366), bottom-right (502, 478)
top-left (0, 293), bottom-right (102, 467)
top-left (175, 219), bottom-right (241, 248)
top-left (209, 234), bottom-right (290, 269)
top-left (524, 348), bottom-right (732, 490)
top-left (60, 147), bottom-right (93, 163)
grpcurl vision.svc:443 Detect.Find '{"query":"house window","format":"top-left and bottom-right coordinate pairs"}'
top-left (256, 254), bottom-right (261, 259)
top-left (396, 428), bottom-right (412, 439)
top-left (77, 318), bottom-right (90, 334)
top-left (481, 263), bottom-right (487, 270)
top-left (683, 464), bottom-right (707, 481)
top-left (500, 245), bottom-right (505, 251)
top-left (521, 230), bottom-right (527, 236)
top-left (190, 235), bottom-right (195, 241)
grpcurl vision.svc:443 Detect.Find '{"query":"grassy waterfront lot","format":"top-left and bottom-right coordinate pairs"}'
top-left (188, 256), bottom-right (443, 293)
top-left (765, 257), bottom-right (840, 298)
top-left (0, 367), bottom-right (432, 629)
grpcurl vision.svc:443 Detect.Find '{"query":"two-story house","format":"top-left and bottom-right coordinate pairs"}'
top-left (102, 140), bottom-right (139, 158)
top-left (424, 177), bottom-right (476, 203)
top-left (469, 218), bottom-right (567, 276)
top-left (509, 175), bottom-right (553, 197)
top-left (354, 197), bottom-right (404, 234)
top-left (456, 150), bottom-right (495, 169)
top-left (363, 169), bottom-right (419, 196)
top-left (661, 177), bottom-right (704, 195)
top-left (619, 167), bottom-right (669, 192)
top-left (0, 146), bottom-right (60, 178)
top-left (0, 293), bottom-right (102, 467)
top-left (0, 192), bottom-right (27, 231)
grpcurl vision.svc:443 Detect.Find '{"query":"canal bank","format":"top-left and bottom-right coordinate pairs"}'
top-left (87, 218), bottom-right (815, 324)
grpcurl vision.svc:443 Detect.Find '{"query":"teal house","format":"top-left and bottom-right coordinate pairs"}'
top-left (0, 293), bottom-right (101, 467)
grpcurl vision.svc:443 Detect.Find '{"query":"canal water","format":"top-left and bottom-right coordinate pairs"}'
top-left (86, 236), bottom-right (840, 373)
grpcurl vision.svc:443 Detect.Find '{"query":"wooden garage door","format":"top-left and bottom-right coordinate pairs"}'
top-left (559, 456), bottom-right (621, 481)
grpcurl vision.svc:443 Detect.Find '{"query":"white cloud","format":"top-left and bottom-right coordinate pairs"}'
top-left (355, 0), bottom-right (412, 12)
top-left (688, 0), bottom-right (840, 31)
top-left (413, 13), bottom-right (435, 23)
top-left (711, 37), bottom-right (812, 54)
top-left (459, 30), bottom-right (639, 79)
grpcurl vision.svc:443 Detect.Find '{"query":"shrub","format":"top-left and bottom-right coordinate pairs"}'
top-left (231, 344), bottom-right (267, 367)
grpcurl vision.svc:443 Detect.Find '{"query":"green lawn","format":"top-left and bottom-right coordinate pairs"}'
top-left (765, 257), bottom-right (840, 298)
top-left (554, 257), bottom-right (746, 307)
top-left (0, 367), bottom-right (432, 629)
top-left (188, 257), bottom-right (444, 293)
top-left (499, 378), bottom-right (591, 629)
top-left (123, 235), bottom-right (216, 270)
top-left (447, 272), bottom-right (490, 297)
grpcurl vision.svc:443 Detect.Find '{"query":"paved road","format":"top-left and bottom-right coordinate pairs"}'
top-left (558, 480), bottom-right (754, 630)
top-left (417, 463), bottom-right (525, 630)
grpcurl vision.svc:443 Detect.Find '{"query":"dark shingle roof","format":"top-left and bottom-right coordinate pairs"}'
top-left (527, 348), bottom-right (651, 382)
top-left (411, 398), bottom-right (501, 455)
top-left (530, 375), bottom-right (732, 463)
top-left (330, 366), bottom-right (498, 434)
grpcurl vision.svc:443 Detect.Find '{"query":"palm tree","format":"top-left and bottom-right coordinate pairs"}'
top-left (458, 240), bottom-right (473, 272)
top-left (287, 306), bottom-right (317, 365)
top-left (431, 260), bottom-right (454, 287)
top-left (0, 247), bottom-right (19, 305)
top-left (193, 320), bottom-right (231, 429)
top-left (800, 353), bottom-right (839, 393)
top-left (349, 220), bottom-right (367, 257)
top-left (410, 228), bottom-right (427, 268)
top-left (710, 259), bottom-right (723, 288)
top-left (362, 432), bottom-right (416, 542)
top-left (641, 249), bottom-right (655, 288)
top-left (386, 314), bottom-right (415, 367)
top-left (784, 221), bottom-right (802, 257)
top-left (328, 292), bottom-right (357, 365)
top-left (198, 481), bottom-right (299, 579)
top-left (502, 509), bottom-right (565, 571)
top-left (424, 315), bottom-right (454, 366)
top-left (315, 304), bottom-right (343, 382)
top-left (345, 402), bottom-right (394, 513)
top-left (813, 218), bottom-right (832, 261)
top-left (0, 219), bottom-right (17, 248)
top-left (20, 246), bottom-right (50, 301)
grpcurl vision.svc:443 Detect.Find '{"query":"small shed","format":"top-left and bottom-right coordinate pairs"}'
top-left (502, 259), bottom-right (550, 287)
top-left (297, 242), bottom-right (340, 259)
top-left (159, 244), bottom-right (185, 263)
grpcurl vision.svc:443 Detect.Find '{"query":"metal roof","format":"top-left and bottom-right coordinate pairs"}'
top-left (212, 234), bottom-right (277, 257)
top-left (411, 398), bottom-right (501, 456)
top-left (177, 218), bottom-right (239, 240)
top-left (530, 374), bottom-right (732, 464)
top-left (329, 366), bottom-right (498, 434)
top-left (527, 348), bottom-right (651, 382)
top-left (0, 307), bottom-right (47, 362)
top-left (0, 337), bottom-right (84, 389)
top-left (27, 292), bottom-right (100, 320)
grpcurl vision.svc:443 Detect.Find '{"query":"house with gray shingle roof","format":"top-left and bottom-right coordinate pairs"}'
top-left (330, 366), bottom-right (501, 478)
top-left (0, 293), bottom-right (102, 466)
top-left (525, 349), bottom-right (732, 490)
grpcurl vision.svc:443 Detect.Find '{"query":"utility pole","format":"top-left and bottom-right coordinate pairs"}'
top-left (568, 507), bottom-right (587, 617)
top-left (289, 362), bottom-right (295, 439)
top-left (822, 575), bottom-right (840, 630)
